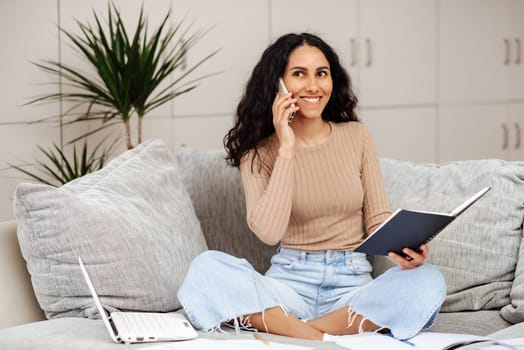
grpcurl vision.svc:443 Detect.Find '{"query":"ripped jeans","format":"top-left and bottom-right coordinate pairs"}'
top-left (177, 248), bottom-right (446, 340)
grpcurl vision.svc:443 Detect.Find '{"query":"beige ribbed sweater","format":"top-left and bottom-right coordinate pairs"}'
top-left (239, 121), bottom-right (391, 252)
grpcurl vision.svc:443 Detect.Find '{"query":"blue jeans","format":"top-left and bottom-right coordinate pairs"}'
top-left (177, 248), bottom-right (446, 340)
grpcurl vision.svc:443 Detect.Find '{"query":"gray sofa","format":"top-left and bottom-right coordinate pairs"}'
top-left (1, 140), bottom-right (523, 349)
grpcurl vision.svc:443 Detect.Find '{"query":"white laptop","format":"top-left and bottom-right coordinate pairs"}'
top-left (78, 256), bottom-right (198, 344)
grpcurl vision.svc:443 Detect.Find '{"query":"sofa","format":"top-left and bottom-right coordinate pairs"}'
top-left (0, 139), bottom-right (523, 349)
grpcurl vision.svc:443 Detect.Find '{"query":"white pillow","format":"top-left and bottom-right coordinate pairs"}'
top-left (14, 139), bottom-right (207, 319)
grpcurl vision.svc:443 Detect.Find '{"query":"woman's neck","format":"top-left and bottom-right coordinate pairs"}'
top-left (292, 119), bottom-right (332, 147)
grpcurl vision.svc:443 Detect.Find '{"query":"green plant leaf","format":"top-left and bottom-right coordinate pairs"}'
top-left (23, 2), bottom-right (219, 148)
top-left (8, 139), bottom-right (119, 186)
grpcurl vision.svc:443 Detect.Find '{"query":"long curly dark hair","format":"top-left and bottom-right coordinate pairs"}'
top-left (224, 33), bottom-right (359, 168)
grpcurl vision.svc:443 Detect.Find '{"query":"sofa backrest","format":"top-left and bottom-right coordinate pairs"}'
top-left (176, 147), bottom-right (524, 324)
top-left (176, 147), bottom-right (276, 274)
top-left (376, 158), bottom-right (524, 323)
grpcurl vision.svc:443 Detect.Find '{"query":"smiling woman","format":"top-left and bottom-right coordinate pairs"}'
top-left (281, 45), bottom-right (333, 122)
top-left (223, 33), bottom-right (359, 169)
top-left (178, 33), bottom-right (447, 341)
top-left (278, 45), bottom-right (333, 148)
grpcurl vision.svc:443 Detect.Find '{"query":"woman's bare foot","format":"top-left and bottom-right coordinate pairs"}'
top-left (242, 307), bottom-right (324, 340)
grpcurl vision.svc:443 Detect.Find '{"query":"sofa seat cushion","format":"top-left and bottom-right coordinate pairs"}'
top-left (374, 159), bottom-right (524, 323)
top-left (0, 316), bottom-right (342, 350)
top-left (14, 140), bottom-right (207, 319)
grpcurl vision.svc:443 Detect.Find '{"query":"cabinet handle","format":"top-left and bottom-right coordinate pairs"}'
top-left (365, 38), bottom-right (372, 67)
top-left (350, 38), bottom-right (357, 67)
top-left (516, 123), bottom-right (521, 149)
top-left (504, 38), bottom-right (511, 65)
top-left (516, 38), bottom-right (522, 65)
top-left (502, 123), bottom-right (509, 150)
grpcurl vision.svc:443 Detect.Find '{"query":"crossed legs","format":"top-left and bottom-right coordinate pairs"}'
top-left (245, 306), bottom-right (381, 340)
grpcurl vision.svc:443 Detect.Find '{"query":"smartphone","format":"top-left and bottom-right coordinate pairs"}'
top-left (278, 78), bottom-right (296, 123)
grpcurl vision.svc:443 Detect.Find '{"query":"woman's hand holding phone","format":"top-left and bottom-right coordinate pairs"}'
top-left (278, 78), bottom-right (297, 123)
top-left (273, 78), bottom-right (299, 159)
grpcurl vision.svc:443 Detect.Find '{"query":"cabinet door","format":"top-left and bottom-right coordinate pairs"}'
top-left (510, 0), bottom-right (524, 101)
top-left (171, 0), bottom-right (269, 117)
top-left (358, 0), bottom-right (437, 107)
top-left (360, 107), bottom-right (437, 163)
top-left (439, 0), bottom-right (511, 103)
top-left (1, 0), bottom-right (59, 123)
top-left (509, 103), bottom-right (524, 160)
top-left (438, 105), bottom-right (509, 162)
top-left (271, 0), bottom-right (359, 87)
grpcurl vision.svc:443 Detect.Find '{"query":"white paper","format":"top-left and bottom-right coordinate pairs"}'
top-left (324, 332), bottom-right (413, 350)
top-left (409, 332), bottom-right (489, 349)
top-left (471, 337), bottom-right (524, 350)
top-left (325, 331), bottom-right (490, 350)
top-left (144, 338), bottom-right (313, 350)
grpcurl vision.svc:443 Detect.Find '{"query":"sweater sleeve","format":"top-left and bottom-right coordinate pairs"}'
top-left (360, 126), bottom-right (392, 234)
top-left (239, 152), bottom-right (294, 245)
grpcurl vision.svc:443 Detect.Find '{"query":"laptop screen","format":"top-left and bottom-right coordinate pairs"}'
top-left (78, 256), bottom-right (119, 343)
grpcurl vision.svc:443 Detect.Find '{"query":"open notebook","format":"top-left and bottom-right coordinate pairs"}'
top-left (78, 256), bottom-right (198, 344)
top-left (355, 187), bottom-right (491, 256)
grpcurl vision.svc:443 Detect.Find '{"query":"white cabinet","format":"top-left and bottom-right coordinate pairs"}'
top-left (272, 0), bottom-right (437, 108)
top-left (439, 0), bottom-right (512, 103)
top-left (438, 103), bottom-right (524, 161)
top-left (271, 0), bottom-right (359, 87)
top-left (438, 0), bottom-right (524, 161)
top-left (510, 0), bottom-right (524, 101)
top-left (438, 105), bottom-right (508, 162)
top-left (360, 107), bottom-right (437, 162)
top-left (171, 0), bottom-right (269, 117)
top-left (0, 0), bottom-right (59, 124)
top-left (272, 0), bottom-right (438, 161)
top-left (0, 0), bottom-right (61, 221)
top-left (439, 0), bottom-right (524, 103)
top-left (509, 103), bottom-right (524, 160)
top-left (357, 0), bottom-right (437, 107)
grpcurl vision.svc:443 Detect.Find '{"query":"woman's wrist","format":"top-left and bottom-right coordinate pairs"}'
top-left (278, 145), bottom-right (295, 159)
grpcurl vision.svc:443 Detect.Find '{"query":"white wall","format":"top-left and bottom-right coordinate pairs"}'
top-left (0, 0), bottom-right (270, 221)
top-left (1, 1), bottom-right (523, 221)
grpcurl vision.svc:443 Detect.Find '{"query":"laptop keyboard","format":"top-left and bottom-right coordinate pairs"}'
top-left (115, 312), bottom-right (189, 337)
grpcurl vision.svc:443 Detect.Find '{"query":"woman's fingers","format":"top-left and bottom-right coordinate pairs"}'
top-left (273, 93), bottom-right (298, 125)
top-left (272, 93), bottom-right (296, 150)
top-left (387, 244), bottom-right (429, 270)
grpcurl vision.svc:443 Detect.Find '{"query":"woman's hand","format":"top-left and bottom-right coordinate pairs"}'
top-left (272, 92), bottom-right (299, 158)
top-left (387, 244), bottom-right (429, 270)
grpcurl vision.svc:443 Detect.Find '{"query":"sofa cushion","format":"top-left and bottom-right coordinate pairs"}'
top-left (430, 310), bottom-right (510, 336)
top-left (14, 139), bottom-right (207, 319)
top-left (0, 316), bottom-right (343, 350)
top-left (373, 159), bottom-right (524, 323)
top-left (503, 226), bottom-right (524, 323)
top-left (175, 147), bottom-right (276, 274)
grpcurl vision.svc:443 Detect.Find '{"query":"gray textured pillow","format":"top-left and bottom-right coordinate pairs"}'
top-left (373, 159), bottom-right (524, 323)
top-left (503, 227), bottom-right (524, 323)
top-left (176, 147), bottom-right (276, 274)
top-left (14, 139), bottom-right (207, 319)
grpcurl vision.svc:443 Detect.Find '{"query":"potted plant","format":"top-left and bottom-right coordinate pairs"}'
top-left (8, 2), bottom-right (218, 185)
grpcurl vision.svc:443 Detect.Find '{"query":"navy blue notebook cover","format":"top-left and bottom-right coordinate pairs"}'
top-left (354, 187), bottom-right (491, 256)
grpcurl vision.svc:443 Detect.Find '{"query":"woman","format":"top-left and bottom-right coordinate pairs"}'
top-left (178, 33), bottom-right (446, 341)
